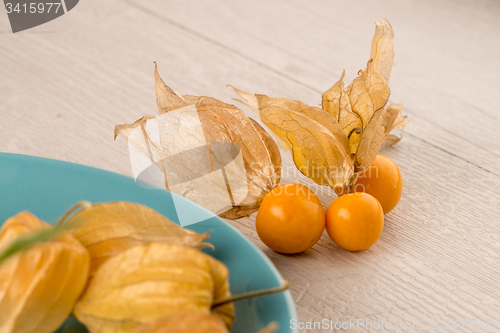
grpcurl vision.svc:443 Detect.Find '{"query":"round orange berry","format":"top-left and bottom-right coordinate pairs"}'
top-left (256, 183), bottom-right (325, 253)
top-left (354, 155), bottom-right (403, 214)
top-left (325, 192), bottom-right (384, 251)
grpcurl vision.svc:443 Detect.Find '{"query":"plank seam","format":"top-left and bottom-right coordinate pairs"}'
top-left (120, 0), bottom-right (499, 178)
top-left (405, 132), bottom-right (500, 178)
top-left (120, 0), bottom-right (321, 94)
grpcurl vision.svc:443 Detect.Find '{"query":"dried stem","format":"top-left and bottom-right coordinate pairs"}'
top-left (212, 280), bottom-right (289, 308)
top-left (55, 201), bottom-right (92, 227)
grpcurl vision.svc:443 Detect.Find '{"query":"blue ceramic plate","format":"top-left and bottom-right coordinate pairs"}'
top-left (0, 153), bottom-right (297, 333)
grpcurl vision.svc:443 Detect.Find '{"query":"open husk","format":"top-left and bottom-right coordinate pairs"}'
top-left (233, 19), bottom-right (409, 194)
top-left (115, 64), bottom-right (281, 219)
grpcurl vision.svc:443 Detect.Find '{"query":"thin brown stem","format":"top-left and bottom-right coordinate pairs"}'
top-left (212, 280), bottom-right (289, 308)
top-left (347, 127), bottom-right (362, 140)
top-left (55, 201), bottom-right (92, 227)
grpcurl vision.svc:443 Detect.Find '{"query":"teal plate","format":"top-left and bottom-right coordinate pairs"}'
top-left (0, 153), bottom-right (298, 333)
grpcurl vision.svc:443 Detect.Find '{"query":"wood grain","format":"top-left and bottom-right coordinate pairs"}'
top-left (1, 0), bottom-right (499, 332)
top-left (129, 0), bottom-right (500, 175)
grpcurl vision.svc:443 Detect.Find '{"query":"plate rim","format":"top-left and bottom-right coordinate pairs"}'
top-left (0, 152), bottom-right (298, 332)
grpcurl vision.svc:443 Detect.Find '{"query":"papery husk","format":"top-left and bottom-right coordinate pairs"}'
top-left (356, 103), bottom-right (409, 170)
top-left (66, 201), bottom-right (212, 277)
top-left (321, 19), bottom-right (401, 171)
top-left (323, 58), bottom-right (391, 159)
top-left (0, 212), bottom-right (50, 249)
top-left (114, 64), bottom-right (281, 220)
top-left (381, 134), bottom-right (402, 148)
top-left (73, 243), bottom-right (234, 333)
top-left (234, 19), bottom-right (408, 192)
top-left (233, 90), bottom-right (353, 193)
top-left (220, 118), bottom-right (282, 219)
top-left (132, 313), bottom-right (229, 333)
top-left (132, 313), bottom-right (279, 333)
top-left (0, 212), bottom-right (90, 333)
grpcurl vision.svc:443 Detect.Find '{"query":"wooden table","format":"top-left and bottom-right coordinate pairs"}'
top-left (2, 0), bottom-right (499, 331)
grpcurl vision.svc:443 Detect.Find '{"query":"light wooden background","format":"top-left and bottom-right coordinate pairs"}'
top-left (1, 0), bottom-right (499, 332)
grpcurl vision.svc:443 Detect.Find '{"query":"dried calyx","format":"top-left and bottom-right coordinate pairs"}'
top-left (233, 19), bottom-right (409, 195)
top-left (65, 201), bottom-right (211, 277)
top-left (0, 201), bottom-right (290, 333)
top-left (0, 211), bottom-right (90, 333)
top-left (73, 243), bottom-right (235, 333)
top-left (115, 64), bottom-right (281, 219)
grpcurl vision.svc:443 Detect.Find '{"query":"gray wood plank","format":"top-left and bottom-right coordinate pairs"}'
top-left (0, 0), bottom-right (499, 331)
top-left (124, 0), bottom-right (500, 176)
